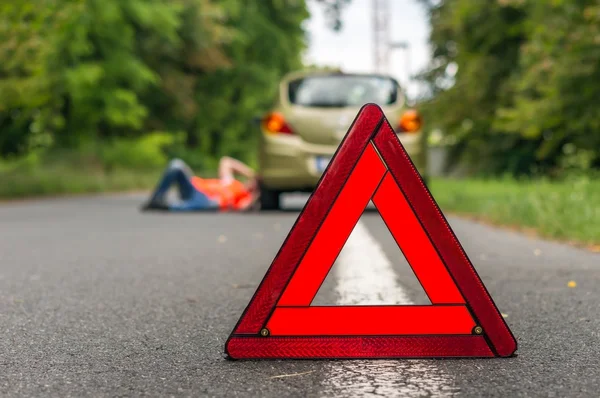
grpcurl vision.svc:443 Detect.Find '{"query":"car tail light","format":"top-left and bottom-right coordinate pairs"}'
top-left (398, 109), bottom-right (422, 133)
top-left (263, 112), bottom-right (294, 135)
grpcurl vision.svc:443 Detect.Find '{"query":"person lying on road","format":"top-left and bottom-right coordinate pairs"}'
top-left (141, 157), bottom-right (259, 212)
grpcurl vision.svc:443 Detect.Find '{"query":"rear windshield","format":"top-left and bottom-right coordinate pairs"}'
top-left (288, 75), bottom-right (399, 107)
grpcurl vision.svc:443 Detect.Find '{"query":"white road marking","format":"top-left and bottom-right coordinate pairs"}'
top-left (321, 221), bottom-right (459, 397)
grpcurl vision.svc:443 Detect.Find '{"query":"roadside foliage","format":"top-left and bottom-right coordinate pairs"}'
top-left (0, 0), bottom-right (309, 170)
top-left (2, 0), bottom-right (599, 186)
top-left (418, 0), bottom-right (600, 176)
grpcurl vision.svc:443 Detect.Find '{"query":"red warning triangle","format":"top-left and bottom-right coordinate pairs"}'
top-left (225, 104), bottom-right (517, 359)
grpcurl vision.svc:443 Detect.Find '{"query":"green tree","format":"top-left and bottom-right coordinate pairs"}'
top-left (418, 0), bottom-right (600, 175)
top-left (0, 0), bottom-right (232, 154)
top-left (0, 0), bottom-right (310, 169)
top-left (417, 0), bottom-right (527, 174)
top-left (495, 0), bottom-right (600, 174)
top-left (177, 0), bottom-right (309, 165)
top-left (0, 0), bottom-right (69, 155)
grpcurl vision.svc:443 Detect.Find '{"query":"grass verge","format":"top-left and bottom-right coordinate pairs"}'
top-left (430, 177), bottom-right (600, 248)
top-left (0, 167), bottom-right (161, 201)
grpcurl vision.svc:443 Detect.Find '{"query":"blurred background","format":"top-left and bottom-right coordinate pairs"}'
top-left (0, 0), bottom-right (598, 246)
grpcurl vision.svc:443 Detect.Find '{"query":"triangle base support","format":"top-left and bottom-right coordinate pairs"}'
top-left (226, 336), bottom-right (495, 360)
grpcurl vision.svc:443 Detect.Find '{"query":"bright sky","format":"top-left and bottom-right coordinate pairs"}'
top-left (303, 0), bottom-right (431, 99)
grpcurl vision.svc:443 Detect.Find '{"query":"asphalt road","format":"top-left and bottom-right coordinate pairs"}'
top-left (1, 194), bottom-right (598, 397)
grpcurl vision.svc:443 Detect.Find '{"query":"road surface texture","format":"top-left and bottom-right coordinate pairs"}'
top-left (1, 194), bottom-right (598, 397)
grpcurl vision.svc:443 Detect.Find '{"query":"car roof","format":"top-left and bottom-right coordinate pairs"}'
top-left (281, 69), bottom-right (400, 84)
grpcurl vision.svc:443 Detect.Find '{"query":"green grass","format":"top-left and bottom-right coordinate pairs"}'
top-left (0, 166), bottom-right (161, 200)
top-left (0, 143), bottom-right (165, 200)
top-left (430, 177), bottom-right (600, 247)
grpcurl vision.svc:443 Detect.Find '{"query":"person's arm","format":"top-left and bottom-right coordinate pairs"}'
top-left (218, 156), bottom-right (255, 181)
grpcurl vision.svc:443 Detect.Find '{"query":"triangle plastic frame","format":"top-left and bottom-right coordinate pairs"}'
top-left (224, 104), bottom-right (517, 360)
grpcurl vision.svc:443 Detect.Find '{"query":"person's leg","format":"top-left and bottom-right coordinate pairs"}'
top-left (168, 191), bottom-right (219, 211)
top-left (171, 170), bottom-right (198, 201)
top-left (144, 158), bottom-right (220, 211)
top-left (147, 159), bottom-right (196, 205)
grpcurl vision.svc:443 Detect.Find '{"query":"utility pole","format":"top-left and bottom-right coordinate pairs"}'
top-left (372, 0), bottom-right (412, 97)
top-left (372, 0), bottom-right (391, 73)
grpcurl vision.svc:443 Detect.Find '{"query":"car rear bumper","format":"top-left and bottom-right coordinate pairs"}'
top-left (259, 133), bottom-right (426, 191)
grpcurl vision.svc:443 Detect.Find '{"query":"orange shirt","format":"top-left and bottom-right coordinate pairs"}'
top-left (191, 176), bottom-right (253, 211)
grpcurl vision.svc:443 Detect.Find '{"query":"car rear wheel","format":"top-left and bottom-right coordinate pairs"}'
top-left (260, 185), bottom-right (281, 211)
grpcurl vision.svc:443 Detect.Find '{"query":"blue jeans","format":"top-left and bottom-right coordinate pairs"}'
top-left (148, 159), bottom-right (219, 211)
